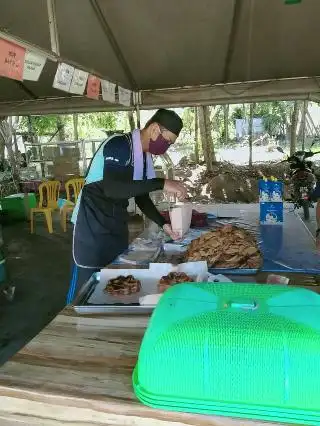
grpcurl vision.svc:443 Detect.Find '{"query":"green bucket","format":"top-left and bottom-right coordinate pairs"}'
top-left (0, 193), bottom-right (37, 221)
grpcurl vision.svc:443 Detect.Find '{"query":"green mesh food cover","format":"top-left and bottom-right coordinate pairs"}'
top-left (133, 283), bottom-right (320, 425)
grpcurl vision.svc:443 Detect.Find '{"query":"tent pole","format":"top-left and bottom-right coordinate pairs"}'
top-left (89, 0), bottom-right (136, 89)
top-left (223, 0), bottom-right (243, 82)
top-left (47, 0), bottom-right (60, 55)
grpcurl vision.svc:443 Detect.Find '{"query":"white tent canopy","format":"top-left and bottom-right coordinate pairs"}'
top-left (0, 0), bottom-right (320, 114)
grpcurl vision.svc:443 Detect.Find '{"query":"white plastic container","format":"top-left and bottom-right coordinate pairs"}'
top-left (169, 203), bottom-right (193, 238)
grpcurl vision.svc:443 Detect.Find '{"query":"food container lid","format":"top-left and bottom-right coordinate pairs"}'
top-left (133, 283), bottom-right (320, 423)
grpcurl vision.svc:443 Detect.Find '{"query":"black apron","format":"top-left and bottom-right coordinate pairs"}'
top-left (68, 136), bottom-right (131, 303)
top-left (73, 193), bottom-right (129, 269)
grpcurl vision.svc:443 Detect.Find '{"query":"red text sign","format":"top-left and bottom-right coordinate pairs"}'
top-left (0, 39), bottom-right (25, 81)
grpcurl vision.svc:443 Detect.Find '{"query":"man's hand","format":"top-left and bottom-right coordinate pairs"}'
top-left (163, 224), bottom-right (180, 241)
top-left (163, 179), bottom-right (188, 201)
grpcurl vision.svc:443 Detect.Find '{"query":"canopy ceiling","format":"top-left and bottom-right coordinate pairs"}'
top-left (0, 0), bottom-right (320, 114)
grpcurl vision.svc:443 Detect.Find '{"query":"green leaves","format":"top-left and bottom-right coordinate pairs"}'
top-left (19, 112), bottom-right (122, 140)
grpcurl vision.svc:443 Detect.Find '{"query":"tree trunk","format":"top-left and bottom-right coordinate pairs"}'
top-left (290, 101), bottom-right (300, 156)
top-left (73, 113), bottom-right (79, 140)
top-left (194, 107), bottom-right (199, 164)
top-left (127, 111), bottom-right (136, 131)
top-left (198, 105), bottom-right (215, 171)
top-left (0, 135), bottom-right (4, 164)
top-left (0, 117), bottom-right (5, 164)
top-left (12, 116), bottom-right (20, 153)
top-left (0, 118), bottom-right (20, 189)
top-left (224, 104), bottom-right (229, 145)
top-left (300, 100), bottom-right (308, 151)
top-left (56, 115), bottom-right (65, 141)
top-left (208, 107), bottom-right (216, 163)
top-left (248, 103), bottom-right (255, 167)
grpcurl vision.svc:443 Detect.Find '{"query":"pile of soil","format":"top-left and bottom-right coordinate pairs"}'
top-left (175, 157), bottom-right (290, 203)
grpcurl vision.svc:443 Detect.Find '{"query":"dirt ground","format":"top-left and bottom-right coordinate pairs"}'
top-left (175, 158), bottom-right (318, 203)
top-left (0, 206), bottom-right (318, 366)
top-left (0, 213), bottom-right (144, 366)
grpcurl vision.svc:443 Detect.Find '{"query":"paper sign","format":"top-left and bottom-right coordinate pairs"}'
top-left (0, 39), bottom-right (25, 81)
top-left (23, 50), bottom-right (46, 81)
top-left (118, 86), bottom-right (132, 106)
top-left (101, 79), bottom-right (116, 103)
top-left (86, 75), bottom-right (100, 99)
top-left (69, 68), bottom-right (88, 95)
top-left (53, 62), bottom-right (74, 92)
top-left (132, 91), bottom-right (141, 105)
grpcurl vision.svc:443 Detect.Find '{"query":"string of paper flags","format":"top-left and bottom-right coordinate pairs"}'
top-left (0, 37), bottom-right (140, 107)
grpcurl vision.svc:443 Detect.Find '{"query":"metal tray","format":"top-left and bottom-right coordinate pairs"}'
top-left (73, 262), bottom-right (207, 315)
top-left (73, 272), bottom-right (155, 315)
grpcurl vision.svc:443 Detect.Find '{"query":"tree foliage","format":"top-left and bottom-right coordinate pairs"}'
top-left (19, 112), bottom-right (122, 140)
top-left (20, 115), bottom-right (64, 136)
top-left (13, 101), bottom-right (313, 172)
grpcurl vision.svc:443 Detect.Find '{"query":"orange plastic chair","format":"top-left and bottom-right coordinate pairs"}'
top-left (60, 178), bottom-right (85, 232)
top-left (30, 180), bottom-right (61, 234)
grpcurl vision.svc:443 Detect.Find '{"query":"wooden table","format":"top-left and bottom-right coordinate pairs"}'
top-left (0, 309), bottom-right (293, 426)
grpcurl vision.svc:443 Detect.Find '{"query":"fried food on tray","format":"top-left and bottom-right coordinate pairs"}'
top-left (158, 272), bottom-right (194, 293)
top-left (185, 225), bottom-right (262, 269)
top-left (105, 275), bottom-right (141, 296)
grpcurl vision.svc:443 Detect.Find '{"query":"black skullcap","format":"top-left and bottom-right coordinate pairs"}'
top-left (147, 109), bottom-right (183, 137)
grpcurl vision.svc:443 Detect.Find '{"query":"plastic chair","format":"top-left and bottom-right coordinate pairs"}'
top-left (30, 180), bottom-right (61, 234)
top-left (60, 178), bottom-right (85, 232)
top-left (65, 178), bottom-right (85, 204)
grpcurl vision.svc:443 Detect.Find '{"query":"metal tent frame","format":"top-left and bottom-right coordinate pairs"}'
top-left (0, 0), bottom-right (320, 115)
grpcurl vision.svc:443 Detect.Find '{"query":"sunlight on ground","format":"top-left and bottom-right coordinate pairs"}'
top-left (217, 146), bottom-right (284, 165)
top-left (170, 146), bottom-right (285, 166)
top-left (190, 165), bottom-right (206, 184)
top-left (201, 183), bottom-right (208, 196)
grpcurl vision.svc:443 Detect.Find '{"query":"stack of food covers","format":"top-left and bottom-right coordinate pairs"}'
top-left (133, 283), bottom-right (320, 425)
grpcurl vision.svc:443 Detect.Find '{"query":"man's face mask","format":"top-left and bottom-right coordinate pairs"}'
top-left (148, 125), bottom-right (173, 155)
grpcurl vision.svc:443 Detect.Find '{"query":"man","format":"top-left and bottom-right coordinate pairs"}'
top-left (67, 109), bottom-right (187, 303)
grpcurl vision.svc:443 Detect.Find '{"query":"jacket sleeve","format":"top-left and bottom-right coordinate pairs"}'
top-left (102, 136), bottom-right (165, 199)
top-left (135, 194), bottom-right (166, 227)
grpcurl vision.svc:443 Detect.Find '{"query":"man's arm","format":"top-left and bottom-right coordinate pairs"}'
top-left (135, 194), bottom-right (166, 228)
top-left (102, 136), bottom-right (164, 199)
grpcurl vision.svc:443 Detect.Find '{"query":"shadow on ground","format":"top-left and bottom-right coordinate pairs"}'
top-left (0, 215), bottom-right (71, 365)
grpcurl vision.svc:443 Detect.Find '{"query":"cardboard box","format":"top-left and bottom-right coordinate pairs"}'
top-left (260, 202), bottom-right (283, 225)
top-left (258, 179), bottom-right (283, 202)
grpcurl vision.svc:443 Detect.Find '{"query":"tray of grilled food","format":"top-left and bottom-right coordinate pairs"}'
top-left (73, 261), bottom-right (208, 314)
